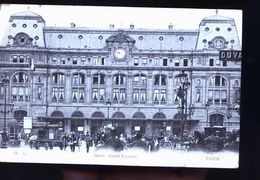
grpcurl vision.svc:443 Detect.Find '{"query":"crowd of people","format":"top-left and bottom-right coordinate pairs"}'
top-left (56, 126), bottom-right (240, 153)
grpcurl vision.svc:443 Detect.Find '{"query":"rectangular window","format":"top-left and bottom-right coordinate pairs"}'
top-left (13, 55), bottom-right (18, 63)
top-left (52, 87), bottom-right (58, 101)
top-left (163, 59), bottom-right (167, 66)
top-left (154, 58), bottom-right (160, 66)
top-left (79, 88), bottom-right (85, 102)
top-left (101, 57), bottom-right (105, 65)
top-left (72, 57), bottom-right (77, 65)
top-left (223, 60), bottom-right (227, 66)
top-left (99, 89), bottom-right (105, 102)
top-left (161, 89), bottom-right (166, 104)
top-left (19, 56), bottom-right (24, 63)
top-left (59, 88), bottom-right (64, 102)
top-left (140, 89), bottom-right (146, 104)
top-left (214, 90), bottom-right (220, 104)
top-left (175, 59), bottom-right (179, 66)
top-left (221, 90), bottom-right (227, 104)
top-left (72, 88), bottom-right (78, 102)
top-left (12, 87), bottom-right (17, 100)
top-left (208, 90), bottom-right (213, 104)
top-left (133, 89), bottom-right (139, 103)
top-left (216, 59), bottom-right (220, 65)
top-left (209, 59), bottom-right (214, 66)
top-left (153, 89), bottom-right (159, 103)
top-left (92, 88), bottom-right (98, 102)
top-left (0, 86), bottom-right (3, 99)
top-left (196, 89), bottom-right (201, 102)
top-left (134, 58), bottom-right (139, 66)
top-left (183, 59), bottom-right (188, 66)
top-left (81, 57), bottom-right (86, 65)
top-left (60, 59), bottom-right (65, 64)
top-left (215, 76), bottom-right (220, 86)
top-left (37, 86), bottom-right (42, 100)
top-left (18, 87), bottom-right (24, 101)
top-left (120, 89), bottom-right (126, 103)
top-left (113, 89), bottom-right (119, 103)
top-left (93, 57), bottom-right (98, 65)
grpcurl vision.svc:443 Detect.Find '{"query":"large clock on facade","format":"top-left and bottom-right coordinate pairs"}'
top-left (114, 48), bottom-right (126, 60)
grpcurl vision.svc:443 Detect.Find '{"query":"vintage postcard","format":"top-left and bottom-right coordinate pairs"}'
top-left (0, 4), bottom-right (241, 168)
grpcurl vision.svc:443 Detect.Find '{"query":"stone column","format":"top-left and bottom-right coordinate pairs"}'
top-left (86, 70), bottom-right (92, 104)
top-left (65, 70), bottom-right (71, 103)
top-left (106, 70), bottom-right (112, 101)
top-left (126, 71), bottom-right (133, 105)
top-left (147, 71), bottom-right (153, 105)
top-left (167, 72), bottom-right (174, 106)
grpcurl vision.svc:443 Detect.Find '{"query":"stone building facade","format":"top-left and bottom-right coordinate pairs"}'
top-left (0, 10), bottom-right (241, 139)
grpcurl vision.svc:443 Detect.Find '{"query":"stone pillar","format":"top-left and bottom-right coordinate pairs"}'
top-left (106, 70), bottom-right (112, 101)
top-left (167, 72), bottom-right (174, 106)
top-left (126, 71), bottom-right (132, 105)
top-left (147, 71), bottom-right (153, 105)
top-left (65, 70), bottom-right (71, 103)
top-left (86, 70), bottom-right (92, 104)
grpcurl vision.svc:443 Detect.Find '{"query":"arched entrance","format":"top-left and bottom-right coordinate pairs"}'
top-left (91, 111), bottom-right (105, 135)
top-left (71, 111), bottom-right (84, 135)
top-left (132, 112), bottom-right (146, 135)
top-left (112, 112), bottom-right (126, 136)
top-left (50, 110), bottom-right (64, 139)
top-left (152, 112), bottom-right (166, 136)
top-left (14, 110), bottom-right (27, 137)
top-left (209, 114), bottom-right (224, 127)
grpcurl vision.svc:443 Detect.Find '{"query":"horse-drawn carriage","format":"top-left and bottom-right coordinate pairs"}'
top-left (28, 128), bottom-right (63, 150)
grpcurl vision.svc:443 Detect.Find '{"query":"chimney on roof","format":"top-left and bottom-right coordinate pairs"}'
top-left (70, 22), bottom-right (76, 28)
top-left (130, 24), bottom-right (134, 29)
top-left (109, 24), bottom-right (114, 29)
top-left (168, 23), bottom-right (173, 30)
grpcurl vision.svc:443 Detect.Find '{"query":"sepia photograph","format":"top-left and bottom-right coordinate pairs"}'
top-left (0, 4), bottom-right (241, 168)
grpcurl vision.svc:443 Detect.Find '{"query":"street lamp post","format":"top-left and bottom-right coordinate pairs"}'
top-left (0, 76), bottom-right (13, 148)
top-left (176, 70), bottom-right (191, 137)
top-left (106, 98), bottom-right (111, 127)
top-left (205, 101), bottom-right (210, 127)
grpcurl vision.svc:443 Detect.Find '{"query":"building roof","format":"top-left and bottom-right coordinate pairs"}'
top-left (200, 15), bottom-right (235, 26)
top-left (9, 10), bottom-right (45, 23)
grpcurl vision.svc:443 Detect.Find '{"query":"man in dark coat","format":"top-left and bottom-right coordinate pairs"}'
top-left (85, 132), bottom-right (92, 153)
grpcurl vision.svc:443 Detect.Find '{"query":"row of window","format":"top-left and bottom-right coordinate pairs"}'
top-left (2, 72), bottom-right (239, 106)
top-left (11, 55), bottom-right (231, 67)
top-left (10, 72), bottom-right (239, 88)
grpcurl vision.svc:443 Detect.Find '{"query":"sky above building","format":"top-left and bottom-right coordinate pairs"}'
top-left (0, 4), bottom-right (242, 45)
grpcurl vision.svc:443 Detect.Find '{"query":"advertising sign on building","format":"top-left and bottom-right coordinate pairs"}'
top-left (23, 117), bottom-right (32, 129)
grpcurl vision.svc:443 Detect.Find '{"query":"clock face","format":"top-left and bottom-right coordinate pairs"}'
top-left (114, 48), bottom-right (126, 60)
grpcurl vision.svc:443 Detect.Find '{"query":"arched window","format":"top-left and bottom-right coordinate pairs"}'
top-left (72, 73), bottom-right (85, 103)
top-left (52, 73), bottom-right (65, 103)
top-left (11, 72), bottom-right (30, 102)
top-left (92, 112), bottom-right (105, 118)
top-left (14, 110), bottom-right (27, 122)
top-left (92, 73), bottom-right (106, 103)
top-left (112, 112), bottom-right (125, 119)
top-left (113, 74), bottom-right (126, 104)
top-left (133, 74), bottom-right (146, 104)
top-left (208, 75), bottom-right (227, 105)
top-left (153, 74), bottom-right (167, 104)
top-left (133, 112), bottom-right (146, 119)
top-left (153, 112), bottom-right (166, 119)
top-left (51, 111), bottom-right (64, 117)
top-left (71, 111), bottom-right (84, 117)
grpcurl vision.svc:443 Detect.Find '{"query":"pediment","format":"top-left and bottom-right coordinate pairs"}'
top-left (106, 30), bottom-right (136, 44)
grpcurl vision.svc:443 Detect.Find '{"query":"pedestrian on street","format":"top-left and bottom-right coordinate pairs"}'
top-left (69, 132), bottom-right (77, 152)
top-left (85, 132), bottom-right (92, 153)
